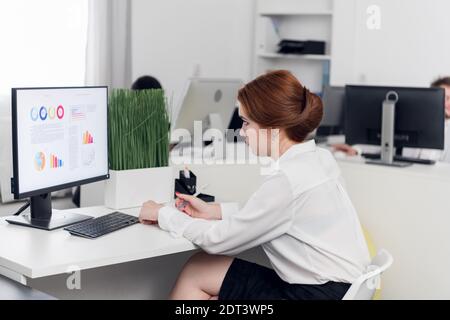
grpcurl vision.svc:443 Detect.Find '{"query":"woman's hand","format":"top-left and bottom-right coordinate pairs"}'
top-left (332, 143), bottom-right (359, 156)
top-left (139, 200), bottom-right (163, 225)
top-left (175, 192), bottom-right (222, 220)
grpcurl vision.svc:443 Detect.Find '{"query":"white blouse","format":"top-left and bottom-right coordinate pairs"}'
top-left (158, 140), bottom-right (370, 285)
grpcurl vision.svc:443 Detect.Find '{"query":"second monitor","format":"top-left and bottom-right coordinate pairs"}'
top-left (345, 85), bottom-right (445, 165)
top-left (172, 78), bottom-right (243, 144)
top-left (316, 86), bottom-right (346, 137)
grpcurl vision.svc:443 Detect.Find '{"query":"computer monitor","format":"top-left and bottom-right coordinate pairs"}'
top-left (7, 87), bottom-right (109, 230)
top-left (345, 85), bottom-right (445, 159)
top-left (171, 78), bottom-right (243, 144)
top-left (227, 107), bottom-right (245, 143)
top-left (316, 86), bottom-right (345, 136)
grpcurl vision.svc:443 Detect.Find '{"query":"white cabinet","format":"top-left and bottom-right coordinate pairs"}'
top-left (253, 0), bottom-right (334, 94)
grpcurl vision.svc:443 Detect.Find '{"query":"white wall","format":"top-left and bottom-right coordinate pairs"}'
top-left (132, 0), bottom-right (450, 101)
top-left (331, 0), bottom-right (450, 87)
top-left (80, 0), bottom-right (256, 207)
top-left (131, 0), bottom-right (256, 121)
top-left (0, 95), bottom-right (13, 203)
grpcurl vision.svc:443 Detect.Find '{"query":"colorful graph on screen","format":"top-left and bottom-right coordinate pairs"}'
top-left (83, 131), bottom-right (94, 144)
top-left (34, 152), bottom-right (46, 171)
top-left (30, 105), bottom-right (65, 121)
top-left (50, 154), bottom-right (64, 169)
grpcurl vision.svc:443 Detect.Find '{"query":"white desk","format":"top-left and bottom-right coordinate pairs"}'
top-left (337, 158), bottom-right (450, 299)
top-left (0, 163), bottom-right (264, 299)
top-left (0, 206), bottom-right (196, 284)
top-left (2, 158), bottom-right (450, 299)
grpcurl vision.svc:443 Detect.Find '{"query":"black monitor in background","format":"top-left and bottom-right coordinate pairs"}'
top-left (227, 107), bottom-right (245, 143)
top-left (345, 85), bottom-right (445, 162)
top-left (7, 87), bottom-right (109, 230)
top-left (316, 86), bottom-right (345, 137)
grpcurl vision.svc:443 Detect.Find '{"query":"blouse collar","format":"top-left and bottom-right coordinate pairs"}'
top-left (277, 139), bottom-right (316, 165)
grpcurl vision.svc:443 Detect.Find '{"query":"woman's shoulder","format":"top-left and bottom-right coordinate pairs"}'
top-left (278, 148), bottom-right (341, 194)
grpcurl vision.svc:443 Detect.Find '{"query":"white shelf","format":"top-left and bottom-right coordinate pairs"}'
top-left (259, 11), bottom-right (333, 17)
top-left (254, 0), bottom-right (333, 93)
top-left (258, 52), bottom-right (331, 61)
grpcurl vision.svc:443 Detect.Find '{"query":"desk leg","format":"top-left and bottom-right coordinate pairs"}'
top-left (0, 265), bottom-right (27, 285)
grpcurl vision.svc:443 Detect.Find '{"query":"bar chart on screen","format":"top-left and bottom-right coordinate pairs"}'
top-left (50, 154), bottom-right (64, 169)
top-left (83, 131), bottom-right (94, 144)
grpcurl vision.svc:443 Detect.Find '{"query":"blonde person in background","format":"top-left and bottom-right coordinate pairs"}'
top-left (333, 77), bottom-right (450, 163)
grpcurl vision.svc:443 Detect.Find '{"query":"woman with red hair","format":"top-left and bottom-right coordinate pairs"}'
top-left (139, 70), bottom-right (370, 300)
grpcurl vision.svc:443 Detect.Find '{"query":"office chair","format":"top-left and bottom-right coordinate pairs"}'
top-left (342, 249), bottom-right (393, 300)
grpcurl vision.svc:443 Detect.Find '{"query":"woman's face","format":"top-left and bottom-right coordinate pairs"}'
top-left (238, 102), bottom-right (277, 157)
top-left (441, 85), bottom-right (450, 119)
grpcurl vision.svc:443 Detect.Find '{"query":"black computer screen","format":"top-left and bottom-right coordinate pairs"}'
top-left (345, 85), bottom-right (445, 150)
top-left (317, 86), bottom-right (346, 136)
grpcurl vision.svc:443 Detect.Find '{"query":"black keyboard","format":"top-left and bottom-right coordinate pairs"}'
top-left (64, 212), bottom-right (139, 239)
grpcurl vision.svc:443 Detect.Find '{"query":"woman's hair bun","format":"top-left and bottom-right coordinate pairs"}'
top-left (238, 70), bottom-right (323, 142)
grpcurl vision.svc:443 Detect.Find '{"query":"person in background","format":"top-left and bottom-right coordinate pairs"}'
top-left (131, 75), bottom-right (162, 90)
top-left (333, 76), bottom-right (450, 163)
top-left (402, 77), bottom-right (450, 162)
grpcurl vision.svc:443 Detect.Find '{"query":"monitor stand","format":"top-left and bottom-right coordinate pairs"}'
top-left (366, 158), bottom-right (412, 168)
top-left (363, 150), bottom-right (436, 165)
top-left (365, 91), bottom-right (412, 168)
top-left (6, 193), bottom-right (93, 231)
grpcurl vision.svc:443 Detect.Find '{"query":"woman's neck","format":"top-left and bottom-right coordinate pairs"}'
top-left (271, 137), bottom-right (297, 160)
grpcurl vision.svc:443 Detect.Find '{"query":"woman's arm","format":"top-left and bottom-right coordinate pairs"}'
top-left (158, 172), bottom-right (293, 255)
top-left (174, 193), bottom-right (239, 220)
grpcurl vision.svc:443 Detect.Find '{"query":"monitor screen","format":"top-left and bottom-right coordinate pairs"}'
top-left (317, 86), bottom-right (345, 136)
top-left (172, 78), bottom-right (242, 138)
top-left (12, 87), bottom-right (109, 198)
top-left (345, 85), bottom-right (445, 150)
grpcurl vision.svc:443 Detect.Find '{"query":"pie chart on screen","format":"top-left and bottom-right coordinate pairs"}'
top-left (34, 152), bottom-right (46, 171)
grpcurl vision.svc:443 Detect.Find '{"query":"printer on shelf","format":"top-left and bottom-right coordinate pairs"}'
top-left (277, 39), bottom-right (325, 55)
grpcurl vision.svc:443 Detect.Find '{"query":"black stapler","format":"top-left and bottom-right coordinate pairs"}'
top-left (174, 168), bottom-right (215, 202)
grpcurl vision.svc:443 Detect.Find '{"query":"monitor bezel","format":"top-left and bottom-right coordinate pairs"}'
top-left (344, 85), bottom-right (445, 150)
top-left (11, 86), bottom-right (110, 200)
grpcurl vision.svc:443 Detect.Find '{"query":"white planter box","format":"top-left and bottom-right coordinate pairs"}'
top-left (105, 167), bottom-right (174, 210)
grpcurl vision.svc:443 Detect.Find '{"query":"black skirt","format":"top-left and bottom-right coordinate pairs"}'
top-left (218, 258), bottom-right (351, 300)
